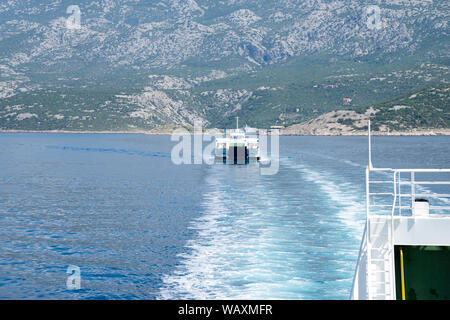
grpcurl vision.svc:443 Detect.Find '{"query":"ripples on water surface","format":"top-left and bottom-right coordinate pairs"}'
top-left (0, 134), bottom-right (449, 299)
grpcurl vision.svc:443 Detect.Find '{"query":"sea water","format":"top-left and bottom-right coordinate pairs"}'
top-left (0, 134), bottom-right (449, 299)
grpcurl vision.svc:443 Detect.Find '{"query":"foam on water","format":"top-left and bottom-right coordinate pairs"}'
top-left (284, 161), bottom-right (365, 237)
top-left (160, 168), bottom-right (312, 299)
top-left (160, 157), bottom-right (367, 299)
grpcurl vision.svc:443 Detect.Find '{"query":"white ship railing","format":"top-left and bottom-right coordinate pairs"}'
top-left (355, 120), bottom-right (450, 300)
top-left (366, 168), bottom-right (450, 218)
top-left (364, 167), bottom-right (450, 299)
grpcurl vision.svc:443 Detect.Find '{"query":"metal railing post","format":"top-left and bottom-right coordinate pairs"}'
top-left (365, 167), bottom-right (371, 299)
top-left (390, 171), bottom-right (397, 299)
top-left (411, 171), bottom-right (415, 215)
top-left (366, 167), bottom-right (370, 219)
top-left (399, 172), bottom-right (401, 216)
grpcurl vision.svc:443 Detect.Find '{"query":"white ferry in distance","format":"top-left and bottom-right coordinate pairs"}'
top-left (351, 121), bottom-right (450, 300)
top-left (214, 117), bottom-right (260, 164)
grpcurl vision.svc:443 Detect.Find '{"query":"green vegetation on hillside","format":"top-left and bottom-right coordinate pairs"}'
top-left (0, 56), bottom-right (448, 132)
top-left (356, 85), bottom-right (450, 131)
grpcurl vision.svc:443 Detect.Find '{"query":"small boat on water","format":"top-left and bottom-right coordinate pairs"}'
top-left (214, 118), bottom-right (260, 164)
top-left (351, 121), bottom-right (450, 300)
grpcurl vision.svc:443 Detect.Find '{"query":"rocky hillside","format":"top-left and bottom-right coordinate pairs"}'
top-left (0, 0), bottom-right (448, 131)
top-left (282, 86), bottom-right (450, 135)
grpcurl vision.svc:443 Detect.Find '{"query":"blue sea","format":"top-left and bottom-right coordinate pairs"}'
top-left (0, 134), bottom-right (449, 299)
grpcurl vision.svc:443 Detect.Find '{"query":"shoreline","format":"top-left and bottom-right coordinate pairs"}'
top-left (1, 129), bottom-right (450, 136)
top-left (0, 129), bottom-right (172, 135)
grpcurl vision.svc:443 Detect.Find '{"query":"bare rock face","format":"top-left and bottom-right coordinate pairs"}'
top-left (0, 1), bottom-right (448, 131)
top-left (1, 0), bottom-right (447, 75)
top-left (281, 109), bottom-right (372, 135)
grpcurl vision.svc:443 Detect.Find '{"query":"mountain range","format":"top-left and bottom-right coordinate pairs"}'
top-left (0, 0), bottom-right (448, 133)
